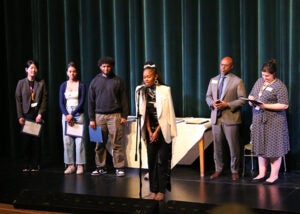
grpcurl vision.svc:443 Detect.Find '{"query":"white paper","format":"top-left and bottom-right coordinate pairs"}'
top-left (22, 120), bottom-right (42, 136)
top-left (65, 122), bottom-right (84, 138)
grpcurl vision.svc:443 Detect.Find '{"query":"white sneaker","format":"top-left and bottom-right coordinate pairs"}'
top-left (116, 169), bottom-right (125, 177)
top-left (91, 168), bottom-right (107, 176)
top-left (22, 168), bottom-right (30, 173)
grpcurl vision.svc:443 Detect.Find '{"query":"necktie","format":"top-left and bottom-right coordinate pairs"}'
top-left (218, 75), bottom-right (225, 99)
top-left (217, 75), bottom-right (225, 117)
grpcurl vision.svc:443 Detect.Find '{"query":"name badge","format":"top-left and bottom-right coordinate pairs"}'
top-left (266, 87), bottom-right (273, 92)
top-left (212, 80), bottom-right (218, 84)
top-left (31, 102), bottom-right (38, 108)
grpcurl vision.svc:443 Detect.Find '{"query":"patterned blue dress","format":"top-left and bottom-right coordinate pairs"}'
top-left (250, 78), bottom-right (290, 157)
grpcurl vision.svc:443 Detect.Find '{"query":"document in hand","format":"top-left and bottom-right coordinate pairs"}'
top-left (65, 122), bottom-right (84, 138)
top-left (240, 97), bottom-right (263, 105)
top-left (89, 126), bottom-right (103, 143)
top-left (21, 120), bottom-right (43, 137)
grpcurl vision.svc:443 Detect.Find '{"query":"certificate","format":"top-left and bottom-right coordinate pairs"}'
top-left (65, 122), bottom-right (84, 138)
top-left (21, 120), bottom-right (43, 137)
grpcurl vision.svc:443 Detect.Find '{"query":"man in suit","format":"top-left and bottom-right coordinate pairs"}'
top-left (206, 56), bottom-right (246, 181)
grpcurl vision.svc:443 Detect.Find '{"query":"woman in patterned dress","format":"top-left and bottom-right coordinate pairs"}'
top-left (248, 59), bottom-right (290, 185)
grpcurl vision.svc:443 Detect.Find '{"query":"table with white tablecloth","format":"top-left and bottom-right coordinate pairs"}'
top-left (107, 117), bottom-right (212, 177)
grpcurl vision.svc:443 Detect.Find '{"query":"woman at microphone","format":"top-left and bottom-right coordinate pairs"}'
top-left (135, 61), bottom-right (177, 201)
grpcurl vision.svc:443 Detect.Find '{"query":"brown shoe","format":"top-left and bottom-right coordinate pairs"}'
top-left (210, 172), bottom-right (221, 179)
top-left (155, 192), bottom-right (165, 201)
top-left (232, 173), bottom-right (239, 181)
top-left (149, 192), bottom-right (156, 199)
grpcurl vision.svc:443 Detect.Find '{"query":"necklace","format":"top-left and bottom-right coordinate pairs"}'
top-left (258, 79), bottom-right (277, 98)
top-left (67, 81), bottom-right (78, 92)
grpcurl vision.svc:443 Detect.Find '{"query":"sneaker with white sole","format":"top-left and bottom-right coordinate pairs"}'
top-left (115, 169), bottom-right (125, 177)
top-left (22, 168), bottom-right (30, 173)
top-left (91, 168), bottom-right (107, 176)
top-left (31, 168), bottom-right (40, 172)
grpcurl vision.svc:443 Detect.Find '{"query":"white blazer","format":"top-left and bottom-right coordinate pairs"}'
top-left (135, 84), bottom-right (177, 143)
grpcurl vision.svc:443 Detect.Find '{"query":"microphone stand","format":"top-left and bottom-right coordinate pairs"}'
top-left (135, 89), bottom-right (143, 199)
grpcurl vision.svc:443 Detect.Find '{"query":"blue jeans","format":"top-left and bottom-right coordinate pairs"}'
top-left (62, 106), bottom-right (86, 165)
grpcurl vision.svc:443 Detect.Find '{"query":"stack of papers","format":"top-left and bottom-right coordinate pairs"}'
top-left (176, 118), bottom-right (185, 123)
top-left (185, 118), bottom-right (209, 124)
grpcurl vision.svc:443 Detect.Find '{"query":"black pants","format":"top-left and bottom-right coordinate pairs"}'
top-left (146, 132), bottom-right (172, 193)
top-left (22, 133), bottom-right (40, 169)
top-left (22, 108), bottom-right (41, 169)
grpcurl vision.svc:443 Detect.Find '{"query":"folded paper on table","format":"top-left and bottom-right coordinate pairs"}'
top-left (89, 126), bottom-right (103, 143)
top-left (176, 118), bottom-right (185, 123)
top-left (185, 118), bottom-right (210, 124)
top-left (21, 120), bottom-right (43, 137)
top-left (65, 122), bottom-right (84, 138)
top-left (240, 97), bottom-right (263, 105)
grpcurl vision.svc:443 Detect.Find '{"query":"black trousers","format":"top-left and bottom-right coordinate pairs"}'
top-left (22, 133), bottom-right (40, 168)
top-left (22, 108), bottom-right (41, 169)
top-left (146, 132), bottom-right (172, 193)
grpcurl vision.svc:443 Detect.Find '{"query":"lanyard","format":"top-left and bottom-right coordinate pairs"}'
top-left (258, 79), bottom-right (276, 98)
top-left (30, 86), bottom-right (35, 101)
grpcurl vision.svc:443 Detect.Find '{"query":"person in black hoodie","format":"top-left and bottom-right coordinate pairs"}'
top-left (88, 56), bottom-right (129, 177)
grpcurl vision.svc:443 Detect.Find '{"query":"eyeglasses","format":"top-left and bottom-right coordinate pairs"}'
top-left (220, 63), bottom-right (231, 67)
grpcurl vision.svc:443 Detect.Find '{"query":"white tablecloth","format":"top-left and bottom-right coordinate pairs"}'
top-left (107, 117), bottom-right (212, 169)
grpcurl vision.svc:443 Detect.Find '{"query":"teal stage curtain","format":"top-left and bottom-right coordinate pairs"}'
top-left (2, 0), bottom-right (300, 170)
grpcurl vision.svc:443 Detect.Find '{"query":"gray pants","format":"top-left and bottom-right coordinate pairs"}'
top-left (212, 121), bottom-right (240, 173)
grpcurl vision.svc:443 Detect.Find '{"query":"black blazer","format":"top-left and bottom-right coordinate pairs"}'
top-left (15, 77), bottom-right (47, 118)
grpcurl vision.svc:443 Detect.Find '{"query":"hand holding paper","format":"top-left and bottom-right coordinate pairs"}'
top-left (89, 126), bottom-right (103, 143)
top-left (65, 122), bottom-right (84, 138)
top-left (21, 120), bottom-right (43, 137)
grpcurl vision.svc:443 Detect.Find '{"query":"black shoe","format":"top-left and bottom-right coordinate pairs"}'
top-left (250, 177), bottom-right (265, 183)
top-left (263, 178), bottom-right (279, 185)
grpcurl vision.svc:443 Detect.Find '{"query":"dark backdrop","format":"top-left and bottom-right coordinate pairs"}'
top-left (2, 0), bottom-right (300, 170)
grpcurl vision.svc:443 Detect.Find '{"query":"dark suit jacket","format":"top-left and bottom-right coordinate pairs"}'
top-left (206, 73), bottom-right (246, 125)
top-left (15, 77), bottom-right (47, 118)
